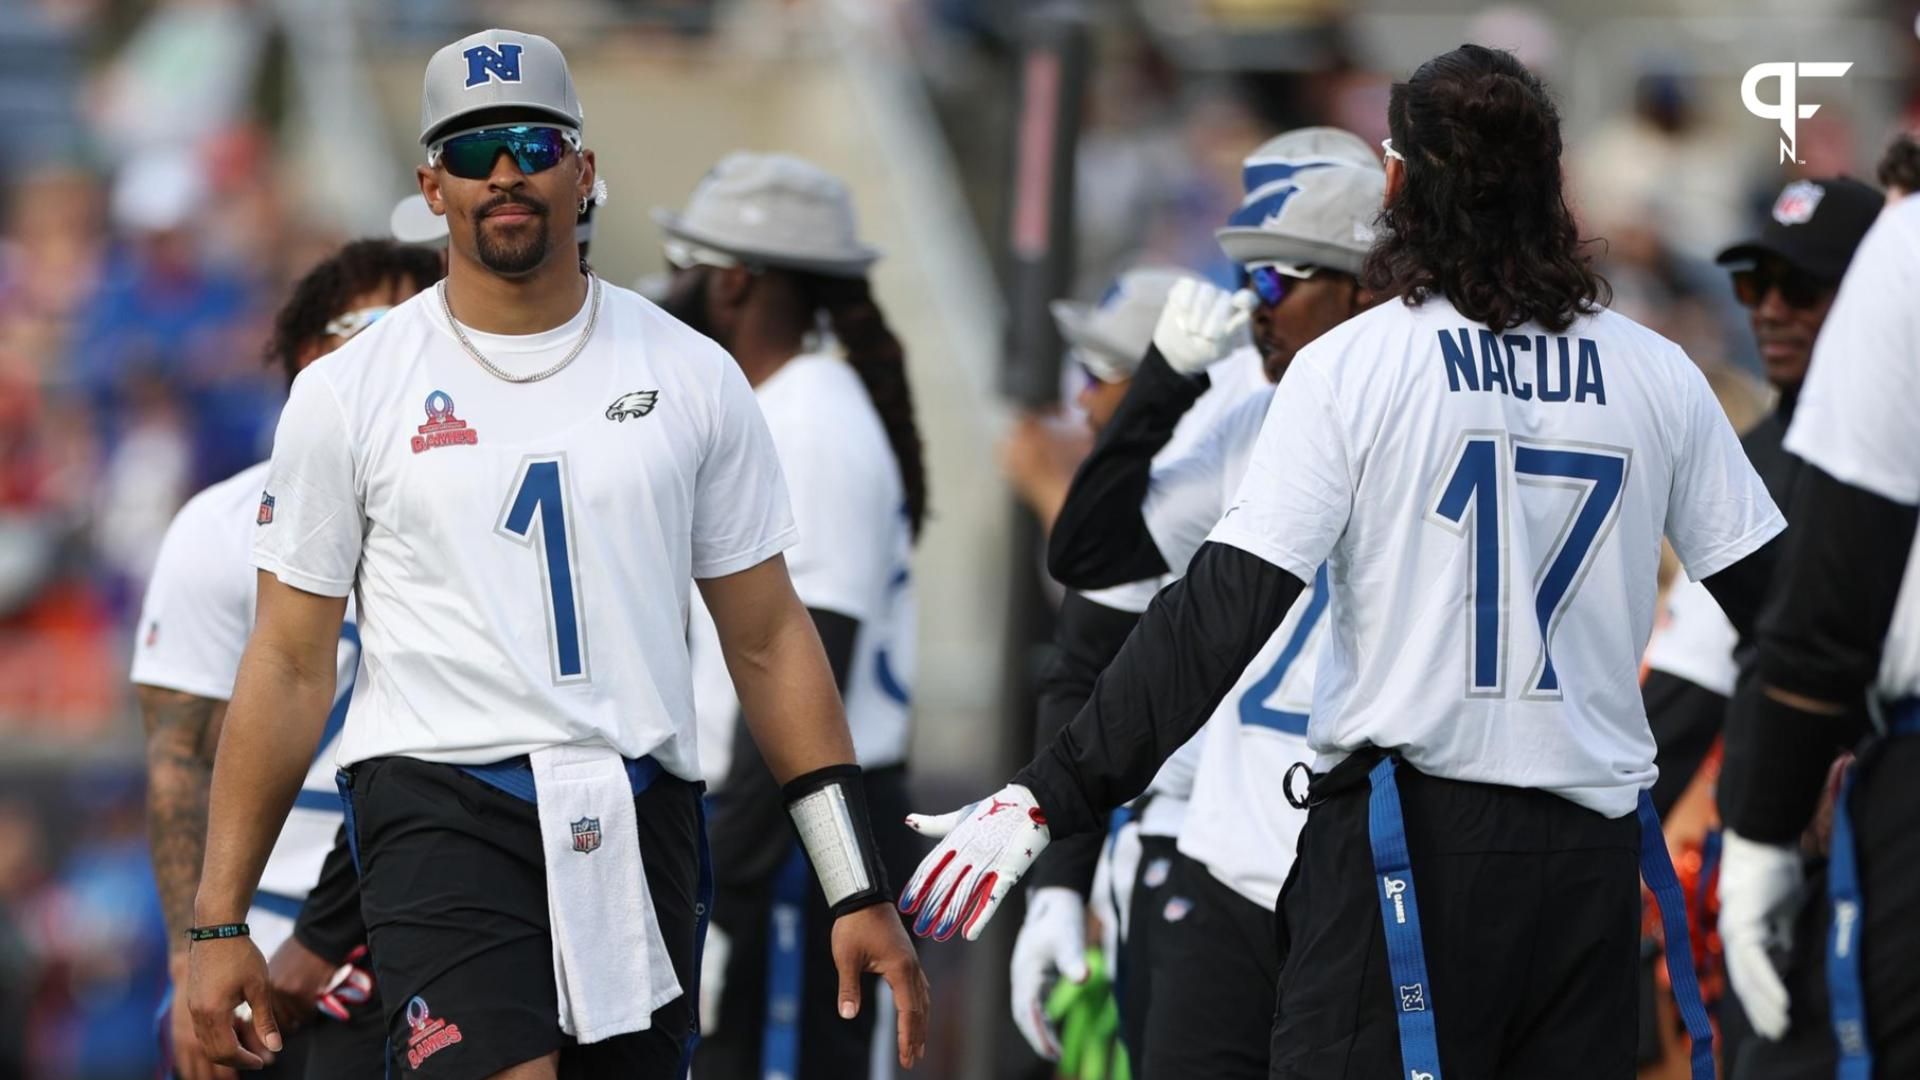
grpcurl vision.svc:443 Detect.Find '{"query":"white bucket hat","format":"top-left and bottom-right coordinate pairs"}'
top-left (1214, 126), bottom-right (1385, 274)
top-left (652, 152), bottom-right (880, 277)
top-left (1052, 267), bottom-right (1201, 383)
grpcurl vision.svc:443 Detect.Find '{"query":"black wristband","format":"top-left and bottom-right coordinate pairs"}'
top-left (783, 763), bottom-right (892, 919)
top-left (187, 923), bottom-right (250, 942)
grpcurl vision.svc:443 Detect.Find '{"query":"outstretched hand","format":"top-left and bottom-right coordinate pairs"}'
top-left (899, 783), bottom-right (1051, 942)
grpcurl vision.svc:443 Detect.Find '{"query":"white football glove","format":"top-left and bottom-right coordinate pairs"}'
top-left (899, 783), bottom-right (1050, 942)
top-left (1010, 886), bottom-right (1089, 1059)
top-left (1151, 278), bottom-right (1255, 376)
top-left (1718, 829), bottom-right (1805, 1040)
top-left (698, 923), bottom-right (731, 1036)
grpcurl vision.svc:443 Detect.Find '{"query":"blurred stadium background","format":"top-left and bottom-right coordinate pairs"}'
top-left (0, 0), bottom-right (1912, 1076)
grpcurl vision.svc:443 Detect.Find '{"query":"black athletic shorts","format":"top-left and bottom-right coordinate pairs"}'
top-left (346, 755), bottom-right (706, 1079)
top-left (1118, 833), bottom-right (1179, 1063)
top-left (1734, 735), bottom-right (1920, 1080)
top-left (1141, 851), bottom-right (1280, 1080)
top-left (1270, 750), bottom-right (1640, 1080)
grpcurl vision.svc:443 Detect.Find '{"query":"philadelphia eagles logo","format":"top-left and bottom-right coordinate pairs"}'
top-left (606, 390), bottom-right (659, 422)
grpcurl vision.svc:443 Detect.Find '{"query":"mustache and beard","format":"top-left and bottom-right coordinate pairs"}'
top-left (659, 269), bottom-right (715, 340)
top-left (472, 192), bottom-right (551, 276)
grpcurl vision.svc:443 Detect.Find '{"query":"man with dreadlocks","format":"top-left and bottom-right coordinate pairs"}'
top-left (134, 238), bottom-right (443, 1079)
top-left (655, 152), bottom-right (929, 1080)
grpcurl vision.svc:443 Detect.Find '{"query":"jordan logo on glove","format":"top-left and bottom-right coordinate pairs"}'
top-left (900, 783), bottom-right (1051, 942)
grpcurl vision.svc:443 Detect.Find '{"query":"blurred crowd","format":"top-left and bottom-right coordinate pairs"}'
top-left (0, 1), bottom-right (343, 1075)
top-left (0, 0), bottom-right (1912, 1076)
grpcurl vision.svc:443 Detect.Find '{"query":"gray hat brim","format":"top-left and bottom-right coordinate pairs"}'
top-left (1048, 299), bottom-right (1135, 381)
top-left (651, 207), bottom-right (880, 277)
top-left (423, 104), bottom-right (581, 148)
top-left (1216, 227), bottom-right (1369, 275)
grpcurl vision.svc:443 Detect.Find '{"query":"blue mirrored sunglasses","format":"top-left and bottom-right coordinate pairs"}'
top-left (1248, 265), bottom-right (1293, 307)
top-left (430, 125), bottom-right (577, 180)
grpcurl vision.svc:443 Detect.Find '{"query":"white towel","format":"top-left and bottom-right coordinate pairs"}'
top-left (530, 745), bottom-right (682, 1043)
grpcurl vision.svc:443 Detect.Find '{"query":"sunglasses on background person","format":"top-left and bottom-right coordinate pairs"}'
top-left (428, 124), bottom-right (581, 181)
top-left (1245, 263), bottom-right (1321, 308)
top-left (324, 306), bottom-right (390, 342)
top-left (1729, 262), bottom-right (1835, 309)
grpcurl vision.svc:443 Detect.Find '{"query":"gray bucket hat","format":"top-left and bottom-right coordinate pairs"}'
top-left (1051, 267), bottom-right (1200, 383)
top-left (652, 152), bottom-right (880, 277)
top-left (420, 29), bottom-right (583, 146)
top-left (1215, 126), bottom-right (1385, 274)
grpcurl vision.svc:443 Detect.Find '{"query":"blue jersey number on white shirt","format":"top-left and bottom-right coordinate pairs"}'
top-left (498, 454), bottom-right (589, 684)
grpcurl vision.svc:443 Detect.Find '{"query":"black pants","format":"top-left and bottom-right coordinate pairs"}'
top-left (694, 766), bottom-right (915, 1080)
top-left (347, 756), bottom-right (704, 1079)
top-left (1140, 852), bottom-right (1280, 1080)
top-left (1734, 736), bottom-right (1920, 1080)
top-left (1118, 834), bottom-right (1180, 1063)
top-left (1270, 752), bottom-right (1641, 1080)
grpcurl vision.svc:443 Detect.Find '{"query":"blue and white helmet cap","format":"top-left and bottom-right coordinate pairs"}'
top-left (1051, 267), bottom-right (1203, 383)
top-left (420, 29), bottom-right (583, 147)
top-left (1215, 127), bottom-right (1385, 275)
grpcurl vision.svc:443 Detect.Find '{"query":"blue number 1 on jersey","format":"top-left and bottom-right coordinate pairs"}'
top-left (1430, 434), bottom-right (1628, 699)
top-left (499, 455), bottom-right (589, 684)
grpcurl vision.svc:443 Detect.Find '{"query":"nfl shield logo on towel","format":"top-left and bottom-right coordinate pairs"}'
top-left (570, 817), bottom-right (601, 854)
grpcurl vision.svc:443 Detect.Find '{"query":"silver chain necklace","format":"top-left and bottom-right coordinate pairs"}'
top-left (439, 273), bottom-right (602, 384)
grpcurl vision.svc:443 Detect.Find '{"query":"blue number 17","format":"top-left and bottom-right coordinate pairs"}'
top-left (499, 456), bottom-right (589, 684)
top-left (1429, 436), bottom-right (1628, 698)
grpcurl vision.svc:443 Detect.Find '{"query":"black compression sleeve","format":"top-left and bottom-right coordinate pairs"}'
top-left (1047, 348), bottom-right (1208, 589)
top-left (1720, 465), bottom-right (1917, 841)
top-left (1016, 543), bottom-right (1303, 839)
top-left (1700, 534), bottom-right (1782, 642)
top-left (1642, 670), bottom-right (1728, 818)
top-left (1026, 592), bottom-right (1142, 894)
top-left (708, 608), bottom-right (861, 889)
top-left (291, 826), bottom-right (364, 964)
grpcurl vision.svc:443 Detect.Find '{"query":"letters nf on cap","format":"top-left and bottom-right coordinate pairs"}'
top-left (464, 43), bottom-right (524, 88)
top-left (1742, 62), bottom-right (1852, 165)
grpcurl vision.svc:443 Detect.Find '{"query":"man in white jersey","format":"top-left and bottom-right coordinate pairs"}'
top-left (901, 46), bottom-right (1783, 1078)
top-left (136, 240), bottom-right (443, 1080)
top-left (183, 29), bottom-right (927, 1079)
top-left (651, 152), bottom-right (929, 1080)
top-left (1717, 191), bottom-right (1920, 1078)
top-left (1023, 128), bottom-right (1384, 1077)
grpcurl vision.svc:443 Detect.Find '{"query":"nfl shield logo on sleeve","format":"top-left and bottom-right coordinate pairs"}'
top-left (257, 492), bottom-right (275, 526)
top-left (570, 817), bottom-right (601, 854)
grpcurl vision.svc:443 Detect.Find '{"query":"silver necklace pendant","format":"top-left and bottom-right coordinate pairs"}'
top-left (439, 273), bottom-right (603, 385)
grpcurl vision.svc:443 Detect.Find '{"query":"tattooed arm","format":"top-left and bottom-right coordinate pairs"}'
top-left (140, 686), bottom-right (228, 955)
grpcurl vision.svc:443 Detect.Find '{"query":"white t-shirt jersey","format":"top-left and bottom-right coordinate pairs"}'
top-left (1210, 297), bottom-right (1784, 818)
top-left (132, 462), bottom-right (361, 956)
top-left (253, 284), bottom-right (796, 781)
top-left (690, 353), bottom-right (914, 786)
top-left (1786, 194), bottom-right (1920, 702)
top-left (1078, 345), bottom-right (1272, 838)
top-left (1642, 578), bottom-right (1739, 698)
top-left (1146, 388), bottom-right (1325, 909)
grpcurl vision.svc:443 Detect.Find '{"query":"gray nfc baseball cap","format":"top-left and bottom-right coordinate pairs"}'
top-left (1051, 267), bottom-right (1200, 383)
top-left (652, 152), bottom-right (879, 277)
top-left (1215, 126), bottom-right (1385, 274)
top-left (420, 29), bottom-right (582, 147)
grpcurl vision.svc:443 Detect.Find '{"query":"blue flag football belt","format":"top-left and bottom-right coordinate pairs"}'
top-left (1828, 697), bottom-right (1920, 1080)
top-left (1365, 756), bottom-right (1715, 1080)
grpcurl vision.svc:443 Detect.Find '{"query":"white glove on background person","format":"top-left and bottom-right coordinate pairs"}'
top-left (1151, 278), bottom-right (1255, 376)
top-left (1010, 886), bottom-right (1089, 1059)
top-left (899, 783), bottom-right (1050, 942)
top-left (698, 923), bottom-right (731, 1036)
top-left (1718, 829), bottom-right (1806, 1039)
